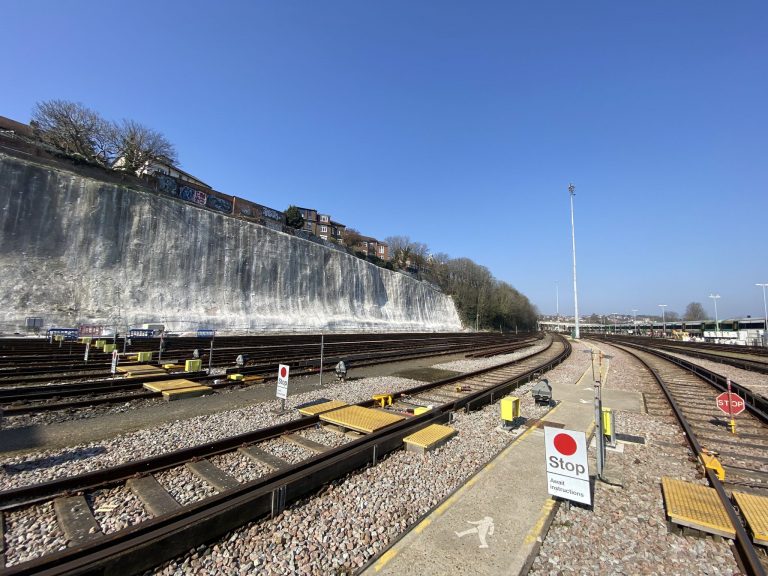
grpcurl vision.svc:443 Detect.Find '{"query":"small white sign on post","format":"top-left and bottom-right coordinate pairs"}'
top-left (111, 350), bottom-right (119, 375)
top-left (84, 341), bottom-right (90, 362)
top-left (544, 426), bottom-right (591, 505)
top-left (276, 364), bottom-right (289, 400)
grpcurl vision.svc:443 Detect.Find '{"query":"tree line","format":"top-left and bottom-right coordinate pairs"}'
top-left (30, 99), bottom-right (177, 174)
top-left (373, 236), bottom-right (537, 331)
top-left (284, 216), bottom-right (537, 331)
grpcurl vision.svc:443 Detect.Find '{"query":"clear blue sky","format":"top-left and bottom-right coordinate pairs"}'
top-left (3, 1), bottom-right (766, 320)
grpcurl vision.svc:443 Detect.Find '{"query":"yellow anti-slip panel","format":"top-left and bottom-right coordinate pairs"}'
top-left (661, 477), bottom-right (735, 538)
top-left (143, 379), bottom-right (200, 392)
top-left (403, 424), bottom-right (457, 449)
top-left (299, 400), bottom-right (348, 416)
top-left (732, 491), bottom-right (768, 546)
top-left (320, 405), bottom-right (405, 433)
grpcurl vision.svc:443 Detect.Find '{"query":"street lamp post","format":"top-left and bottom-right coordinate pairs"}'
top-left (756, 284), bottom-right (768, 346)
top-left (569, 183), bottom-right (580, 339)
top-left (658, 304), bottom-right (667, 337)
top-left (632, 309), bottom-right (638, 335)
top-left (709, 294), bottom-right (721, 333)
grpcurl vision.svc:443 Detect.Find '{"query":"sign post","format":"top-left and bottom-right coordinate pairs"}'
top-left (111, 350), bottom-right (119, 375)
top-left (319, 333), bottom-right (324, 388)
top-left (84, 341), bottom-right (90, 363)
top-left (544, 426), bottom-right (592, 506)
top-left (716, 379), bottom-right (744, 434)
top-left (276, 364), bottom-right (289, 413)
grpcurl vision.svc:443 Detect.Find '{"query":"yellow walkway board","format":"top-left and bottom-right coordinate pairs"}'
top-left (320, 405), bottom-right (405, 433)
top-left (299, 400), bottom-right (348, 417)
top-left (403, 424), bottom-right (457, 453)
top-left (118, 364), bottom-right (166, 377)
top-left (143, 379), bottom-right (201, 392)
top-left (733, 491), bottom-right (768, 546)
top-left (162, 386), bottom-right (212, 401)
top-left (661, 477), bottom-right (735, 538)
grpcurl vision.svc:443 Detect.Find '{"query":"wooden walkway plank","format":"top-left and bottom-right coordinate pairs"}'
top-left (186, 459), bottom-right (240, 492)
top-left (127, 475), bottom-right (181, 517)
top-left (53, 495), bottom-right (103, 545)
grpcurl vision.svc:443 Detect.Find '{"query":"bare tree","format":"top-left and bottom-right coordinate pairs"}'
top-left (385, 235), bottom-right (429, 270)
top-left (32, 100), bottom-right (115, 165)
top-left (665, 311), bottom-right (680, 322)
top-left (113, 119), bottom-right (177, 174)
top-left (684, 302), bottom-right (707, 321)
top-left (341, 228), bottom-right (365, 250)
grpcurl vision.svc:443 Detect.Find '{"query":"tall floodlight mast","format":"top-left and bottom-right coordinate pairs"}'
top-left (569, 183), bottom-right (580, 339)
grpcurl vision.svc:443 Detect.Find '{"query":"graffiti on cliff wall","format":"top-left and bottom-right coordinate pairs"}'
top-left (157, 174), bottom-right (178, 195)
top-left (206, 195), bottom-right (233, 213)
top-left (179, 186), bottom-right (207, 206)
top-left (263, 207), bottom-right (282, 221)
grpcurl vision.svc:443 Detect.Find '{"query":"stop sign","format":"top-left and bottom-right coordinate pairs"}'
top-left (716, 392), bottom-right (745, 416)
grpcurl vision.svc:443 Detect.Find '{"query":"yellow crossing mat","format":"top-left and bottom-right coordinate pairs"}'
top-left (298, 400), bottom-right (348, 416)
top-left (161, 386), bottom-right (212, 401)
top-left (118, 364), bottom-right (166, 377)
top-left (403, 424), bottom-right (457, 451)
top-left (143, 379), bottom-right (201, 392)
top-left (732, 491), bottom-right (768, 546)
top-left (661, 477), bottom-right (735, 538)
top-left (319, 405), bottom-right (405, 433)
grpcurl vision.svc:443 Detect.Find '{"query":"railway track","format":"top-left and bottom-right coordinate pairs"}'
top-left (0, 335), bottom-right (568, 575)
top-left (0, 336), bottom-right (539, 417)
top-left (600, 335), bottom-right (768, 376)
top-left (608, 341), bottom-right (768, 575)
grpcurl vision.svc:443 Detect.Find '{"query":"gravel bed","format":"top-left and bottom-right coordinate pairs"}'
top-left (529, 340), bottom-right (739, 576)
top-left (296, 426), bottom-right (352, 449)
top-left (3, 396), bottom-right (167, 429)
top-left (259, 438), bottom-right (316, 464)
top-left (155, 466), bottom-right (218, 506)
top-left (0, 376), bottom-right (424, 491)
top-left (208, 451), bottom-right (273, 484)
top-left (3, 501), bottom-right (68, 567)
top-left (146, 343), bottom-right (589, 575)
top-left (663, 349), bottom-right (768, 399)
top-left (88, 484), bottom-right (152, 532)
top-left (432, 339), bottom-right (551, 372)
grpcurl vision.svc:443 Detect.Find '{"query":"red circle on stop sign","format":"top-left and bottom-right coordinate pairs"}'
top-left (280, 366), bottom-right (287, 378)
top-left (553, 433), bottom-right (577, 456)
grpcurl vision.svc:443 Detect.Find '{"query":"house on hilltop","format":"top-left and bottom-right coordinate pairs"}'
top-left (297, 207), bottom-right (346, 243)
top-left (356, 236), bottom-right (389, 261)
top-left (114, 156), bottom-right (212, 190)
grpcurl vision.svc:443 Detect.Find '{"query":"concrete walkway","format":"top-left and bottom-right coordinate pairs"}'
top-left (364, 342), bottom-right (642, 576)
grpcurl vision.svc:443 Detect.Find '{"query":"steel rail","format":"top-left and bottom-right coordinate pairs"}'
top-left (607, 342), bottom-right (766, 576)
top-left (0, 335), bottom-right (569, 576)
top-left (0, 338), bottom-right (531, 415)
top-left (0, 336), bottom-right (564, 510)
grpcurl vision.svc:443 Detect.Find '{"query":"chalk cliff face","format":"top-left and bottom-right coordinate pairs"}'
top-left (0, 153), bottom-right (462, 332)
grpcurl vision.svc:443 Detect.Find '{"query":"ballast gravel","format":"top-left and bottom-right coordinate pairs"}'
top-left (529, 340), bottom-right (740, 576)
top-left (1, 338), bottom-right (748, 574)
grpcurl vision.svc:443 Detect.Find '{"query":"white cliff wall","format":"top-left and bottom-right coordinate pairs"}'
top-left (0, 153), bottom-right (462, 332)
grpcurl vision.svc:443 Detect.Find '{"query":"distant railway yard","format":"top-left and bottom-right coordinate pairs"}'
top-left (1, 332), bottom-right (768, 575)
